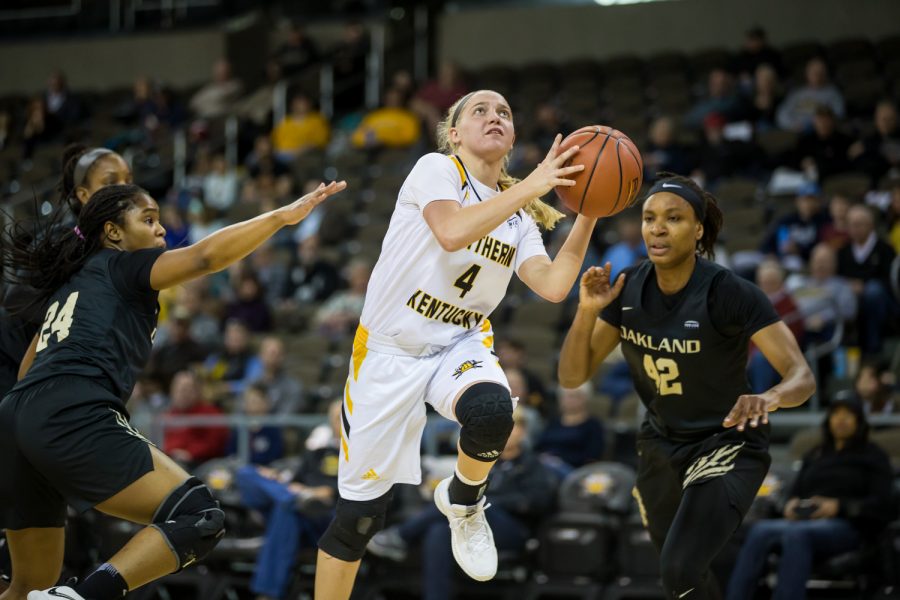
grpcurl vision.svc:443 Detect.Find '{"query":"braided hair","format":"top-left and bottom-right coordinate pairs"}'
top-left (654, 171), bottom-right (724, 259)
top-left (2, 184), bottom-right (146, 307)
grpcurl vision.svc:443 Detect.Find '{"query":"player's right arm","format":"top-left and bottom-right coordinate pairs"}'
top-left (423, 136), bottom-right (583, 252)
top-left (150, 181), bottom-right (346, 290)
top-left (558, 263), bottom-right (625, 387)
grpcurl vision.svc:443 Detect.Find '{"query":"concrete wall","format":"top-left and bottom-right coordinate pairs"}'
top-left (0, 30), bottom-right (225, 95)
top-left (438, 0), bottom-right (900, 68)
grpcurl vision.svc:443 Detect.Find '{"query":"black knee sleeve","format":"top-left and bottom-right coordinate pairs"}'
top-left (455, 382), bottom-right (514, 462)
top-left (318, 489), bottom-right (393, 562)
top-left (151, 477), bottom-right (225, 571)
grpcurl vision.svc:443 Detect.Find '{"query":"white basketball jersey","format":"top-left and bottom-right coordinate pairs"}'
top-left (359, 152), bottom-right (548, 355)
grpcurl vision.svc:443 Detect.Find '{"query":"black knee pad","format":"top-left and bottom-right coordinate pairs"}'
top-left (318, 489), bottom-right (393, 562)
top-left (455, 382), bottom-right (514, 462)
top-left (151, 477), bottom-right (225, 571)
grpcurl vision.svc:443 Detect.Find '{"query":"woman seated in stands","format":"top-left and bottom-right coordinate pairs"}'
top-left (726, 398), bottom-right (894, 600)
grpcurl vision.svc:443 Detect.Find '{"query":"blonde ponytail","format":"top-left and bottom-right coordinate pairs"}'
top-left (438, 91), bottom-right (566, 231)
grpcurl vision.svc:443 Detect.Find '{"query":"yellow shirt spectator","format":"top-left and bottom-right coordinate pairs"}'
top-left (351, 88), bottom-right (422, 149)
top-left (272, 94), bottom-right (330, 156)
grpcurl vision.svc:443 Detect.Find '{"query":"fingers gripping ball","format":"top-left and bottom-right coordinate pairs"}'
top-left (555, 125), bottom-right (644, 218)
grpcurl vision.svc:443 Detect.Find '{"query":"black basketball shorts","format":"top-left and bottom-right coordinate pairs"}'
top-left (0, 375), bottom-right (154, 529)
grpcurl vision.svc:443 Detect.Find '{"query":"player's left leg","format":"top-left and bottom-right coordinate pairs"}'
top-left (658, 444), bottom-right (770, 600)
top-left (0, 529), bottom-right (64, 600)
top-left (427, 331), bottom-right (515, 582)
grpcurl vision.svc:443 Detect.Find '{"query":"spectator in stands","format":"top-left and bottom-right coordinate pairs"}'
top-left (693, 112), bottom-right (764, 185)
top-left (726, 397), bottom-right (894, 600)
top-left (760, 182), bottom-right (831, 272)
top-left (224, 271), bottom-right (273, 332)
top-left (747, 260), bottom-right (805, 393)
top-left (330, 21), bottom-right (369, 119)
top-left (22, 96), bottom-right (57, 160)
top-left (0, 107), bottom-right (9, 150)
top-left (733, 26), bottom-right (784, 83)
top-left (495, 338), bottom-right (548, 413)
top-left (314, 258), bottom-right (371, 339)
top-left (850, 99), bottom-right (900, 186)
top-left (747, 64), bottom-right (784, 132)
top-left (848, 360), bottom-right (896, 416)
top-left (246, 134), bottom-right (291, 179)
top-left (189, 58), bottom-right (244, 120)
top-left (275, 21), bottom-right (321, 77)
top-left (248, 241), bottom-right (290, 307)
top-left (246, 336), bottom-right (306, 415)
top-left (792, 104), bottom-right (852, 183)
top-left (271, 93), bottom-right (330, 159)
top-left (235, 59), bottom-right (283, 134)
top-left (684, 68), bottom-right (746, 130)
top-left (886, 178), bottom-right (900, 252)
top-left (536, 383), bottom-right (605, 469)
top-left (283, 234), bottom-right (340, 304)
top-left (786, 243), bottom-right (857, 347)
top-left (601, 217), bottom-right (647, 279)
top-left (529, 102), bottom-right (571, 152)
top-left (642, 116), bottom-right (694, 182)
top-left (151, 86), bottom-right (187, 131)
top-left (227, 383), bottom-right (284, 466)
top-left (820, 192), bottom-right (852, 250)
top-left (203, 152), bottom-right (240, 215)
top-left (235, 399), bottom-right (340, 600)
top-left (367, 408), bottom-right (558, 600)
top-left (176, 281), bottom-right (221, 349)
top-left (837, 204), bottom-right (898, 355)
top-left (160, 202), bottom-right (191, 250)
top-left (43, 69), bottom-right (82, 129)
top-left (162, 370), bottom-right (229, 469)
top-left (350, 86), bottom-right (422, 149)
top-left (504, 367), bottom-right (541, 425)
top-left (147, 306), bottom-right (208, 390)
top-left (205, 318), bottom-right (256, 397)
top-left (776, 57), bottom-right (845, 132)
top-left (411, 61), bottom-right (468, 143)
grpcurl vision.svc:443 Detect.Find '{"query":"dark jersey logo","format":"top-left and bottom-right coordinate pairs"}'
top-left (452, 359), bottom-right (484, 379)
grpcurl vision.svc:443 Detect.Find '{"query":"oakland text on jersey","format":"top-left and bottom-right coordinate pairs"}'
top-left (465, 234), bottom-right (516, 268)
top-left (620, 325), bottom-right (701, 354)
top-left (406, 289), bottom-right (485, 329)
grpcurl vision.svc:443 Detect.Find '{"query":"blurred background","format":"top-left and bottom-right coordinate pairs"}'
top-left (0, 0), bottom-right (899, 598)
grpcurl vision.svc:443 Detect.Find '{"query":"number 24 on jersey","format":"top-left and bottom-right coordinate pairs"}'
top-left (36, 291), bottom-right (79, 352)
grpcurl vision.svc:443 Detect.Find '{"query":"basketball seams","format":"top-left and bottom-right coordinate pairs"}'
top-left (579, 131), bottom-right (612, 215)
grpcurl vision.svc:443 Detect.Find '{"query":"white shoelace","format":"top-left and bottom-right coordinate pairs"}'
top-left (449, 502), bottom-right (493, 554)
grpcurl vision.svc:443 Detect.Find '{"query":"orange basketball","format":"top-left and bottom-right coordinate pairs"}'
top-left (555, 125), bottom-right (644, 218)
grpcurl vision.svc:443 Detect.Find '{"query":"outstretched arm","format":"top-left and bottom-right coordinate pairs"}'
top-left (723, 321), bottom-right (815, 431)
top-left (518, 214), bottom-right (598, 302)
top-left (149, 181), bottom-right (346, 290)
top-left (558, 263), bottom-right (625, 387)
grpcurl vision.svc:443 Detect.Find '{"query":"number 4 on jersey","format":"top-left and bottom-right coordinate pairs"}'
top-left (453, 264), bottom-right (482, 298)
top-left (36, 291), bottom-right (79, 352)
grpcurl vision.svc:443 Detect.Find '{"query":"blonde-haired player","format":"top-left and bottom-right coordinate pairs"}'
top-left (315, 89), bottom-right (597, 599)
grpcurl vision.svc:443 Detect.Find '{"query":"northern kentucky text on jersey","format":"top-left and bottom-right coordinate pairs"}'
top-left (406, 289), bottom-right (486, 329)
top-left (466, 235), bottom-right (516, 268)
top-left (620, 325), bottom-right (701, 354)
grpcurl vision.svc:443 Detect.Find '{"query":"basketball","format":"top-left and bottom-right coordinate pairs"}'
top-left (555, 125), bottom-right (644, 219)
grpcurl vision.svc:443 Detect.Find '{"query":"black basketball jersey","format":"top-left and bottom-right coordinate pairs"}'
top-left (14, 248), bottom-right (164, 403)
top-left (603, 258), bottom-right (779, 440)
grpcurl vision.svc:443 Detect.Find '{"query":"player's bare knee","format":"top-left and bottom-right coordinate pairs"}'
top-left (150, 477), bottom-right (225, 571)
top-left (318, 489), bottom-right (393, 562)
top-left (455, 382), bottom-right (513, 462)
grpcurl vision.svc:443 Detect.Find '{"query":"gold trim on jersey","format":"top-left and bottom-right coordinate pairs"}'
top-left (406, 289), bottom-right (485, 330)
top-left (632, 486), bottom-right (649, 528)
top-left (449, 155), bottom-right (467, 191)
top-left (352, 325), bottom-right (369, 381)
top-left (344, 379), bottom-right (354, 415)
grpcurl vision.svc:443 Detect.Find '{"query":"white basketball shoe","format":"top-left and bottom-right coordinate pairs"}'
top-left (433, 475), bottom-right (498, 581)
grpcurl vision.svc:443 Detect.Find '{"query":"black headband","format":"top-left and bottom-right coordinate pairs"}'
top-left (647, 179), bottom-right (706, 221)
top-left (450, 92), bottom-right (476, 127)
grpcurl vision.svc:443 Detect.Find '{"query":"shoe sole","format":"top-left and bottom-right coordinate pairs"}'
top-left (433, 478), bottom-right (496, 582)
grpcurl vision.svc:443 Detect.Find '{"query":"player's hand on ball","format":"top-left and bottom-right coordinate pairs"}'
top-left (723, 393), bottom-right (779, 431)
top-left (524, 134), bottom-right (584, 197)
top-left (579, 262), bottom-right (625, 313)
top-left (278, 180), bottom-right (347, 225)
